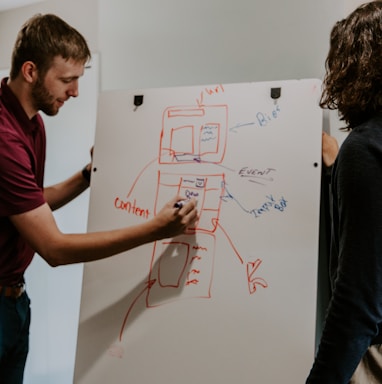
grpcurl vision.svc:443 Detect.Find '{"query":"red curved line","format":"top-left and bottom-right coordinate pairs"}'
top-left (126, 157), bottom-right (158, 198)
top-left (212, 218), bottom-right (244, 264)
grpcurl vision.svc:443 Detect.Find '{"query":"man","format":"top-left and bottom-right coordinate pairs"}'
top-left (0, 14), bottom-right (198, 383)
top-left (306, 2), bottom-right (382, 383)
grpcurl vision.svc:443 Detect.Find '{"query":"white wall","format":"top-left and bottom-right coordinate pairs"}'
top-left (345, 0), bottom-right (367, 13)
top-left (0, 0), bottom-right (356, 383)
top-left (99, 0), bottom-right (342, 90)
top-left (0, 0), bottom-right (98, 69)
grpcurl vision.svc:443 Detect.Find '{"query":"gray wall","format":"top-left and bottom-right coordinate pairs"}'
top-left (0, 1), bottom-right (354, 382)
top-left (99, 0), bottom-right (340, 90)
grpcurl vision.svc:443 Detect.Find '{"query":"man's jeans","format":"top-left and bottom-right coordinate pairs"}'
top-left (0, 291), bottom-right (31, 384)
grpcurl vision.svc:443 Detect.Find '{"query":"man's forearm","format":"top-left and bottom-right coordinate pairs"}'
top-left (43, 166), bottom-right (90, 210)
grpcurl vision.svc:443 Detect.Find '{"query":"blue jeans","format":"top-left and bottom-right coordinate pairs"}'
top-left (0, 291), bottom-right (31, 384)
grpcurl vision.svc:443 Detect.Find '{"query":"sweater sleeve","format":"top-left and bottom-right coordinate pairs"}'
top-left (306, 129), bottom-right (382, 383)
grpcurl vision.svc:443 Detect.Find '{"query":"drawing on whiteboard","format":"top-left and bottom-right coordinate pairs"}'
top-left (75, 80), bottom-right (323, 384)
top-left (108, 85), bottom-right (287, 355)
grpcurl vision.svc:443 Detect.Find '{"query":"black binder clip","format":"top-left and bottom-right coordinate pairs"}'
top-left (134, 95), bottom-right (144, 111)
top-left (270, 87), bottom-right (281, 103)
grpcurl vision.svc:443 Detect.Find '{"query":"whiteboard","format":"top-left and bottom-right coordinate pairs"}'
top-left (74, 79), bottom-right (323, 384)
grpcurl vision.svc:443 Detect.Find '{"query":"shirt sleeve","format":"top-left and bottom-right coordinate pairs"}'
top-left (306, 130), bottom-right (382, 383)
top-left (0, 131), bottom-right (45, 215)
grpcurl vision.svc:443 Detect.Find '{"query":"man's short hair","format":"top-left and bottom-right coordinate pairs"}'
top-left (10, 13), bottom-right (91, 80)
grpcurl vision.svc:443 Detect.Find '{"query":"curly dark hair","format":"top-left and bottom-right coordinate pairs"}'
top-left (320, 1), bottom-right (382, 130)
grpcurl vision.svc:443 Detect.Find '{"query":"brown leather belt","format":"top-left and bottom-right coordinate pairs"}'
top-left (0, 283), bottom-right (25, 299)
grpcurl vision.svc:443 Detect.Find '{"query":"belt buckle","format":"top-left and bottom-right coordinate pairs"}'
top-left (6, 283), bottom-right (24, 298)
top-left (13, 283), bottom-right (24, 298)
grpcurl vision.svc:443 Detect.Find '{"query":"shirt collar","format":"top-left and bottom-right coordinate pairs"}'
top-left (0, 77), bottom-right (41, 133)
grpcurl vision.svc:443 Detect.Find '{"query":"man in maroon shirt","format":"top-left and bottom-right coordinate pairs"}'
top-left (0, 14), bottom-right (198, 383)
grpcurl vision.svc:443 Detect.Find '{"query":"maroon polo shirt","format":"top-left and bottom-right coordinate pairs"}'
top-left (0, 77), bottom-right (46, 285)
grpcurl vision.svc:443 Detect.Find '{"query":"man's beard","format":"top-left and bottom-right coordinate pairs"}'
top-left (31, 77), bottom-right (59, 116)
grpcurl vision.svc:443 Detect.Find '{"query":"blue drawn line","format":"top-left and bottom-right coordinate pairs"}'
top-left (221, 182), bottom-right (287, 218)
top-left (229, 122), bottom-right (256, 133)
top-left (201, 136), bottom-right (217, 142)
top-left (230, 105), bottom-right (281, 132)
